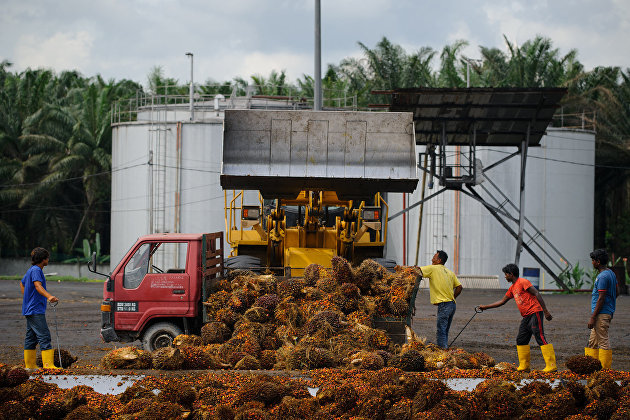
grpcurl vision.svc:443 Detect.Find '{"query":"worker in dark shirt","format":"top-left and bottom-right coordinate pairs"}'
top-left (21, 247), bottom-right (59, 369)
top-left (585, 249), bottom-right (618, 369)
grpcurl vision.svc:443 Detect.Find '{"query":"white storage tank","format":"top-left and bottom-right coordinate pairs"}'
top-left (110, 113), bottom-right (225, 269)
top-left (110, 94), bottom-right (320, 270)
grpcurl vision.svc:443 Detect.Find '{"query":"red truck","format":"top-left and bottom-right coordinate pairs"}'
top-left (89, 232), bottom-right (224, 351)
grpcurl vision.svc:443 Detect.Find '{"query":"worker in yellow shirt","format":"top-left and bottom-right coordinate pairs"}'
top-left (419, 250), bottom-right (463, 348)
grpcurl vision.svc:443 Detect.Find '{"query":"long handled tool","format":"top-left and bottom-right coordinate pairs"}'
top-left (448, 306), bottom-right (483, 348)
top-left (49, 300), bottom-right (63, 369)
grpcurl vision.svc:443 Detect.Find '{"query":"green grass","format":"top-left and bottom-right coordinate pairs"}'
top-left (0, 275), bottom-right (102, 282)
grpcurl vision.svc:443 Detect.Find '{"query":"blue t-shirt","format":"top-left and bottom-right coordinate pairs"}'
top-left (22, 265), bottom-right (48, 315)
top-left (591, 269), bottom-right (617, 315)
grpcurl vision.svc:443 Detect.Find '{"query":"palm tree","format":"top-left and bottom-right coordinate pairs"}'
top-left (18, 77), bottom-right (138, 254)
top-left (250, 70), bottom-right (289, 96)
top-left (503, 35), bottom-right (580, 87)
top-left (438, 40), bottom-right (467, 88)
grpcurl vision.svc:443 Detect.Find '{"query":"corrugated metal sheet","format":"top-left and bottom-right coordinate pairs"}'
top-left (384, 87), bottom-right (567, 147)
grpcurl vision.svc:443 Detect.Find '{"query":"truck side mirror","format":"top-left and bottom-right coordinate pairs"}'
top-left (88, 252), bottom-right (97, 273)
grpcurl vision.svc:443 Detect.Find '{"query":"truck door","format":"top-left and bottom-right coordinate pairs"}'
top-left (113, 241), bottom-right (191, 331)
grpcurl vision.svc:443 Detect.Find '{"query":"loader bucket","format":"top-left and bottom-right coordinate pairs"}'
top-left (221, 110), bottom-right (418, 199)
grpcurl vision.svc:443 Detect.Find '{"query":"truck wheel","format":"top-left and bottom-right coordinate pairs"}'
top-left (373, 258), bottom-right (397, 273)
top-left (141, 322), bottom-right (183, 352)
top-left (225, 255), bottom-right (261, 274)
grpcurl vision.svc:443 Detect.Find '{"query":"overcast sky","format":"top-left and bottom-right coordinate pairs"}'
top-left (2, 0), bottom-right (629, 88)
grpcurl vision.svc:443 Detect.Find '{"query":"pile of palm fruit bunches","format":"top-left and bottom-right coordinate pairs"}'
top-left (2, 360), bottom-right (629, 419)
top-left (101, 256), bottom-right (495, 372)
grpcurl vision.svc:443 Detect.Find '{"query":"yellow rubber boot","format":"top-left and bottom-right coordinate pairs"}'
top-left (516, 345), bottom-right (530, 372)
top-left (540, 343), bottom-right (557, 372)
top-left (585, 347), bottom-right (599, 359)
top-left (599, 349), bottom-right (612, 369)
top-left (24, 349), bottom-right (37, 369)
top-left (41, 349), bottom-right (60, 369)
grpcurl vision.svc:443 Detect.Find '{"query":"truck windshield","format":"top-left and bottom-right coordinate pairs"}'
top-left (124, 243), bottom-right (151, 289)
top-left (123, 242), bottom-right (189, 289)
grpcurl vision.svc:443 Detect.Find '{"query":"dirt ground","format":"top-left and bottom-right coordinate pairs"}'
top-left (1, 280), bottom-right (629, 371)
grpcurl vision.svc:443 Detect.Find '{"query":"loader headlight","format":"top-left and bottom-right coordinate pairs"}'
top-left (242, 206), bottom-right (261, 220)
top-left (362, 207), bottom-right (380, 221)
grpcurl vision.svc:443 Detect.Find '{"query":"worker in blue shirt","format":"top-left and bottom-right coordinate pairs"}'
top-left (585, 249), bottom-right (619, 369)
top-left (21, 247), bottom-right (59, 369)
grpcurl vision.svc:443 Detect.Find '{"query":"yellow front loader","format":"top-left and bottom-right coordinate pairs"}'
top-left (221, 110), bottom-right (417, 276)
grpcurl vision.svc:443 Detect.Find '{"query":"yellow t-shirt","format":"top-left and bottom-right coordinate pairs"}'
top-left (420, 264), bottom-right (462, 304)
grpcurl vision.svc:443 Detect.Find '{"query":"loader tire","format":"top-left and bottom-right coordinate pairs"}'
top-left (225, 255), bottom-right (261, 275)
top-left (373, 257), bottom-right (397, 273)
top-left (141, 322), bottom-right (183, 352)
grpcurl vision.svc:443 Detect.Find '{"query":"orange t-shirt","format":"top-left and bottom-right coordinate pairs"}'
top-left (505, 277), bottom-right (542, 317)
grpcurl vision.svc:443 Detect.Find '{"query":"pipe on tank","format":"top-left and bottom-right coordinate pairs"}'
top-left (186, 52), bottom-right (194, 121)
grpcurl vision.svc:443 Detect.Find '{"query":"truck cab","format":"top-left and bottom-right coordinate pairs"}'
top-left (97, 232), bottom-right (223, 350)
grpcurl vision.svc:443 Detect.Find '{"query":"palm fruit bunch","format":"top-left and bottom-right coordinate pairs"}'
top-left (151, 347), bottom-right (185, 370)
top-left (303, 263), bottom-right (328, 286)
top-left (274, 297), bottom-right (305, 327)
top-left (285, 346), bottom-right (335, 370)
top-left (328, 291), bottom-right (360, 314)
top-left (277, 278), bottom-right (304, 299)
top-left (203, 290), bottom-right (231, 319)
top-left (101, 346), bottom-right (152, 369)
top-left (244, 306), bottom-right (270, 323)
top-left (354, 258), bottom-right (387, 293)
top-left (566, 355), bottom-right (603, 374)
top-left (315, 270), bottom-right (338, 293)
top-left (302, 286), bottom-right (325, 301)
top-left (157, 382), bottom-right (197, 409)
top-left (180, 345), bottom-right (228, 369)
top-left (0, 366), bottom-right (29, 387)
top-left (347, 310), bottom-right (372, 327)
top-left (173, 334), bottom-right (203, 348)
top-left (35, 349), bottom-right (77, 368)
top-left (586, 371), bottom-right (620, 401)
top-left (259, 349), bottom-right (277, 369)
top-left (201, 321), bottom-right (232, 344)
top-left (234, 355), bottom-right (261, 370)
top-left (216, 307), bottom-right (242, 328)
top-left (229, 290), bottom-right (250, 313)
top-left (254, 293), bottom-right (280, 312)
top-left (304, 310), bottom-right (344, 335)
top-left (340, 282), bottom-right (360, 299)
top-left (331, 255), bottom-right (354, 284)
top-left (348, 350), bottom-right (385, 371)
top-left (389, 294), bottom-right (410, 316)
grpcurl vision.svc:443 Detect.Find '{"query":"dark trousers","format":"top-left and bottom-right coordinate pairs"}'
top-left (25, 314), bottom-right (52, 350)
top-left (516, 311), bottom-right (548, 346)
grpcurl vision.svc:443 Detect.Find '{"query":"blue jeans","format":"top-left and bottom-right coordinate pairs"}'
top-left (25, 314), bottom-right (52, 350)
top-left (436, 301), bottom-right (456, 348)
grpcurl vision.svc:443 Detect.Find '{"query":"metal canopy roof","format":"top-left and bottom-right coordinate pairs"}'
top-left (382, 87), bottom-right (567, 146)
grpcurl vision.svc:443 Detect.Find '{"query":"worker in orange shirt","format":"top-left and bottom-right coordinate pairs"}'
top-left (478, 263), bottom-right (556, 372)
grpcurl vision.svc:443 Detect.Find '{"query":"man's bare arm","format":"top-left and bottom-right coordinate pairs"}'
top-left (33, 281), bottom-right (58, 303)
top-left (527, 286), bottom-right (552, 320)
top-left (479, 295), bottom-right (511, 311)
top-left (454, 284), bottom-right (462, 299)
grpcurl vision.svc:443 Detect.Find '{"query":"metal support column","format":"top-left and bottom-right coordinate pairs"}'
top-left (515, 123), bottom-right (530, 265)
top-left (314, 0), bottom-right (322, 111)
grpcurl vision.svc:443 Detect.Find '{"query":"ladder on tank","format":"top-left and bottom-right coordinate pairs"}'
top-left (461, 174), bottom-right (573, 285)
top-left (148, 98), bottom-right (168, 237)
